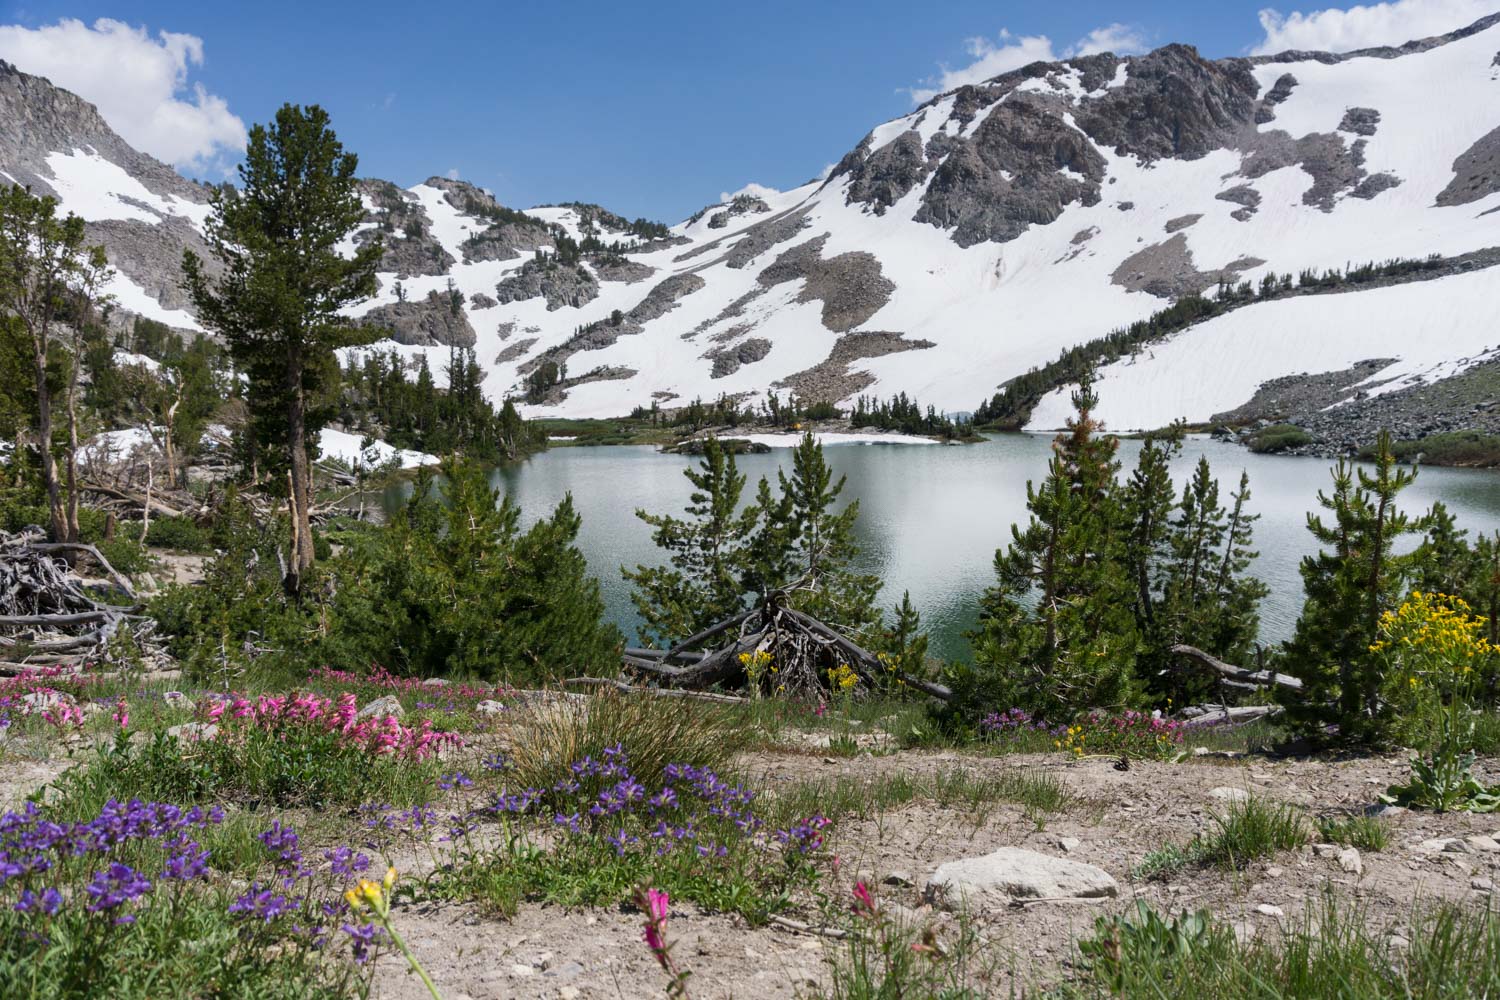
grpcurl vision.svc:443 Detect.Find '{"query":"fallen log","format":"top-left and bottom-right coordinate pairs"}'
top-left (1170, 644), bottom-right (1303, 691)
top-left (1179, 703), bottom-right (1282, 727)
top-left (562, 677), bottom-right (749, 704)
top-left (30, 542), bottom-right (137, 601)
top-left (622, 647), bottom-right (707, 664)
top-left (82, 482), bottom-right (189, 519)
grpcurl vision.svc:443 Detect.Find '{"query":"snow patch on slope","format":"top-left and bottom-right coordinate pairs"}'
top-left (1027, 269), bottom-right (1500, 432)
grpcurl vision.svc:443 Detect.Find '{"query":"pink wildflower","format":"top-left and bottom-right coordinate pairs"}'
top-left (851, 881), bottom-right (877, 919)
top-left (111, 697), bottom-right (130, 730)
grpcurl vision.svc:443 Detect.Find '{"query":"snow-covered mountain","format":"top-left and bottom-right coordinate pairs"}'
top-left (3, 12), bottom-right (1499, 434)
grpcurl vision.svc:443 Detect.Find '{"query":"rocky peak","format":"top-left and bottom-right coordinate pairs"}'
top-left (0, 59), bottom-right (203, 205)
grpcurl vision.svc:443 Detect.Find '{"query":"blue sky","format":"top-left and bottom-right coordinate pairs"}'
top-left (0, 0), bottom-right (1492, 221)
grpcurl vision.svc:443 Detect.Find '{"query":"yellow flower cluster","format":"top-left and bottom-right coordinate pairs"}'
top-left (826, 662), bottom-right (860, 692)
top-left (1370, 591), bottom-right (1495, 663)
top-left (1055, 724), bottom-right (1087, 757)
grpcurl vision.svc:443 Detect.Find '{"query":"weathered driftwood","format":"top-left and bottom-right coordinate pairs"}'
top-left (1170, 644), bottom-right (1303, 691)
top-left (562, 677), bottom-right (749, 704)
top-left (0, 531), bottom-right (167, 674)
top-left (82, 481), bottom-right (190, 519)
top-left (622, 596), bottom-right (952, 701)
top-left (1179, 703), bottom-right (1282, 727)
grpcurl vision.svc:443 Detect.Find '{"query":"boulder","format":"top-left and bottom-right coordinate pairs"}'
top-left (357, 695), bottom-right (405, 720)
top-left (167, 721), bottom-right (218, 742)
top-left (926, 847), bottom-right (1117, 909)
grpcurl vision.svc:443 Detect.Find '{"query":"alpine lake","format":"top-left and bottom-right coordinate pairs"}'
top-left (380, 434), bottom-right (1500, 663)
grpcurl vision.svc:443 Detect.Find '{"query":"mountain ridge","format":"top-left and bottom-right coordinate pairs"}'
top-left (2, 13), bottom-right (1498, 439)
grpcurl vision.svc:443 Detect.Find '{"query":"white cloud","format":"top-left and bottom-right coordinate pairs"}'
top-left (1251, 0), bottom-right (1494, 54)
top-left (0, 17), bottom-right (245, 172)
top-left (445, 168), bottom-right (461, 180)
top-left (718, 181), bottom-right (781, 203)
top-left (907, 23), bottom-right (1149, 103)
top-left (1072, 23), bottom-right (1150, 57)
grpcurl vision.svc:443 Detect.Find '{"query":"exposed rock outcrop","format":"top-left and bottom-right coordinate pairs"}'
top-left (495, 259), bottom-right (599, 311)
top-left (356, 179), bottom-right (454, 277)
top-left (1217, 184), bottom-right (1262, 221)
top-left (915, 97), bottom-right (1108, 247)
top-left (774, 331), bottom-right (933, 402)
top-left (1255, 73), bottom-right (1298, 124)
top-left (362, 290), bottom-right (477, 348)
top-left (758, 236), bottom-right (895, 332)
top-left (707, 193), bottom-right (771, 229)
top-left (841, 130), bottom-right (930, 214)
top-left (707, 337), bottom-right (772, 378)
top-left (1338, 107), bottom-right (1381, 136)
top-left (85, 217), bottom-right (212, 314)
top-left (1111, 233), bottom-right (1262, 298)
top-left (1437, 125), bottom-right (1500, 206)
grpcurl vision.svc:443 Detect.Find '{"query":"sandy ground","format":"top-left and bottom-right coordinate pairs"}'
top-left (365, 748), bottom-right (1500, 1000)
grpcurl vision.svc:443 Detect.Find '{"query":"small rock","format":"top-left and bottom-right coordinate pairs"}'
top-left (1058, 837), bottom-right (1082, 853)
top-left (509, 963), bottom-right (535, 977)
top-left (559, 989), bottom-right (581, 1000)
top-left (475, 700), bottom-right (505, 715)
top-left (1209, 787), bottom-right (1250, 804)
top-left (1368, 804), bottom-right (1406, 818)
top-left (1266, 866), bottom-right (1284, 878)
top-left (1465, 835), bottom-right (1500, 853)
top-left (421, 677), bottom-right (450, 687)
top-left (1338, 848), bottom-right (1363, 875)
top-left (926, 847), bottom-right (1118, 910)
top-left (1193, 746), bottom-right (1212, 757)
top-left (163, 691), bottom-right (187, 703)
top-left (1254, 904), bottom-right (1285, 918)
top-left (883, 870), bottom-right (913, 887)
top-left (167, 722), bottom-right (218, 742)
top-left (537, 951), bottom-right (554, 969)
top-left (1472, 878), bottom-right (1496, 892)
top-left (357, 695), bottom-right (404, 720)
top-left (1417, 837), bottom-right (1466, 853)
top-left (1312, 843), bottom-right (1341, 858)
top-left (20, 691), bottom-right (75, 713)
top-left (1388, 934), bottom-right (1411, 949)
top-left (544, 961), bottom-right (585, 979)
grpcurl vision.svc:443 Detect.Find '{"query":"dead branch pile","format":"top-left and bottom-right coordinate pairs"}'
top-left (621, 595), bottom-right (951, 700)
top-left (0, 530), bottom-right (172, 678)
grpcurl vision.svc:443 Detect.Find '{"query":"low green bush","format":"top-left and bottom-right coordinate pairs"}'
top-left (1247, 423), bottom-right (1313, 454)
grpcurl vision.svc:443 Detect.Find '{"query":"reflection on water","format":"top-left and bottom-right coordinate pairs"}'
top-left (381, 435), bottom-right (1500, 663)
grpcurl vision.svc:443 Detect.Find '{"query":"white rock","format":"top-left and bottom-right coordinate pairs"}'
top-left (926, 847), bottom-right (1117, 909)
top-left (1338, 848), bottom-right (1363, 875)
top-left (1417, 837), bottom-right (1466, 853)
top-left (1465, 835), bottom-right (1500, 853)
top-left (1472, 877), bottom-right (1496, 892)
top-left (1312, 843), bottom-right (1341, 858)
top-left (1266, 866), bottom-right (1284, 878)
top-left (883, 870), bottom-right (914, 887)
top-left (167, 721), bottom-right (218, 742)
top-left (421, 677), bottom-right (450, 687)
top-left (20, 691), bottom-right (75, 713)
top-left (356, 695), bottom-right (404, 720)
top-left (1209, 787), bottom-right (1250, 804)
top-left (1254, 904), bottom-right (1285, 918)
top-left (476, 700), bottom-right (506, 715)
top-left (1058, 837), bottom-right (1082, 853)
top-left (508, 964), bottom-right (535, 977)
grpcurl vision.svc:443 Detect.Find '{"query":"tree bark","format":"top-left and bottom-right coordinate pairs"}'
top-left (284, 342), bottom-right (315, 596)
top-left (30, 330), bottom-right (66, 542)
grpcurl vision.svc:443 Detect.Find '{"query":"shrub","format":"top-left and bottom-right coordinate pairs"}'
top-left (1247, 423), bottom-right (1313, 453)
top-left (507, 686), bottom-right (748, 792)
top-left (143, 514), bottom-right (211, 552)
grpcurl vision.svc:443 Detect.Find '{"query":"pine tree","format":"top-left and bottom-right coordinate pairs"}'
top-left (183, 104), bottom-right (382, 596)
top-left (1153, 463), bottom-right (1268, 701)
top-left (624, 435), bottom-right (759, 644)
top-left (332, 457), bottom-right (618, 681)
top-left (955, 380), bottom-right (1139, 722)
top-left (0, 185), bottom-right (112, 541)
top-left (1282, 432), bottom-right (1424, 744)
top-left (1120, 427), bottom-right (1183, 687)
top-left (772, 431), bottom-right (882, 637)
